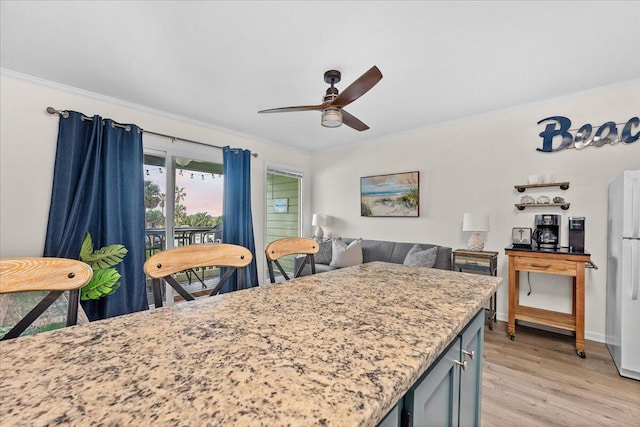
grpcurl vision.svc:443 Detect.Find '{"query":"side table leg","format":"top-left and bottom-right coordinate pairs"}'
top-left (575, 266), bottom-right (586, 358)
top-left (508, 256), bottom-right (517, 340)
top-left (489, 291), bottom-right (496, 331)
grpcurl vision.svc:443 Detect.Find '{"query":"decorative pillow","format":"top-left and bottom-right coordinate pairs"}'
top-left (313, 237), bottom-right (333, 265)
top-left (330, 238), bottom-right (363, 268)
top-left (403, 244), bottom-right (438, 268)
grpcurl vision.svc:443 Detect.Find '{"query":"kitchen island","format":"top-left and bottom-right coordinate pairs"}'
top-left (0, 261), bottom-right (501, 426)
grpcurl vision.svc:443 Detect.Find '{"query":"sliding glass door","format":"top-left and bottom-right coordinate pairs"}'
top-left (143, 135), bottom-right (223, 306)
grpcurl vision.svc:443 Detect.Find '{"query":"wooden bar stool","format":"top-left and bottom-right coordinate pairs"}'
top-left (0, 257), bottom-right (93, 340)
top-left (265, 237), bottom-right (319, 283)
top-left (144, 243), bottom-right (253, 308)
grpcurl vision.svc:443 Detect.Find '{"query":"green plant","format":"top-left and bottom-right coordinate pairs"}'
top-left (398, 189), bottom-right (419, 207)
top-left (361, 202), bottom-right (372, 216)
top-left (79, 232), bottom-right (128, 301)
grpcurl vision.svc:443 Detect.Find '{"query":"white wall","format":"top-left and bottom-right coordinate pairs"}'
top-left (0, 73), bottom-right (313, 281)
top-left (311, 81), bottom-right (640, 342)
top-left (2, 73), bottom-right (639, 340)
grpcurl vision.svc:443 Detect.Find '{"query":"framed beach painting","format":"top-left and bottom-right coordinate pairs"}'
top-left (360, 171), bottom-right (419, 217)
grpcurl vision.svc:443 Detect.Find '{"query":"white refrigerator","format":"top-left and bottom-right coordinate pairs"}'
top-left (606, 169), bottom-right (640, 380)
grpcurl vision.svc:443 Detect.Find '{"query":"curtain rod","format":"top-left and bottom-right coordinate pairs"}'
top-left (46, 107), bottom-right (258, 158)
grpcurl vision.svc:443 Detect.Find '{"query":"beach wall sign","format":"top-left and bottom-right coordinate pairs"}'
top-left (536, 115), bottom-right (639, 153)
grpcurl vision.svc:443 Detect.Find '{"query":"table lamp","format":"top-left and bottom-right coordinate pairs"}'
top-left (312, 214), bottom-right (328, 238)
top-left (462, 213), bottom-right (490, 251)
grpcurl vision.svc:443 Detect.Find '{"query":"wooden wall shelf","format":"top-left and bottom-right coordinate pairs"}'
top-left (515, 182), bottom-right (570, 192)
top-left (515, 203), bottom-right (570, 211)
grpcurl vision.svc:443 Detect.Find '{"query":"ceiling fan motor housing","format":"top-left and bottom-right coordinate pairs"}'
top-left (324, 70), bottom-right (341, 85)
top-left (324, 87), bottom-right (338, 102)
top-left (322, 71), bottom-right (342, 127)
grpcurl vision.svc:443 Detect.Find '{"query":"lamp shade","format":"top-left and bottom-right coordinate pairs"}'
top-left (312, 214), bottom-right (328, 227)
top-left (462, 213), bottom-right (490, 232)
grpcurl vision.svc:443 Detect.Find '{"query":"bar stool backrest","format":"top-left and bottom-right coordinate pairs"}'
top-left (0, 257), bottom-right (93, 340)
top-left (144, 243), bottom-right (253, 307)
top-left (265, 237), bottom-right (319, 283)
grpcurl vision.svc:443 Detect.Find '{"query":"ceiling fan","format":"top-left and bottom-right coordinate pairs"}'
top-left (258, 65), bottom-right (383, 131)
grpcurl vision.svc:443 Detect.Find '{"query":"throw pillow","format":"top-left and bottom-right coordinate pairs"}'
top-left (403, 244), bottom-right (438, 268)
top-left (313, 237), bottom-right (333, 265)
top-left (330, 238), bottom-right (363, 268)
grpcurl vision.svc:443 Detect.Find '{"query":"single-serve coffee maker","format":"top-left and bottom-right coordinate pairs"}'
top-left (533, 214), bottom-right (560, 250)
top-left (568, 217), bottom-right (585, 253)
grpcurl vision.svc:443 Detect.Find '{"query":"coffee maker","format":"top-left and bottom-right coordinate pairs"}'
top-left (533, 214), bottom-right (560, 250)
top-left (568, 217), bottom-right (585, 253)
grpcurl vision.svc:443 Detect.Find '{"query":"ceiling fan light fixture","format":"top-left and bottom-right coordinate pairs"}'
top-left (321, 107), bottom-right (342, 128)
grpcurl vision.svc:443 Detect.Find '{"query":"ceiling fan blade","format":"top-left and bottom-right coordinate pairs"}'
top-left (258, 104), bottom-right (327, 114)
top-left (330, 66), bottom-right (383, 108)
top-left (342, 110), bottom-right (369, 131)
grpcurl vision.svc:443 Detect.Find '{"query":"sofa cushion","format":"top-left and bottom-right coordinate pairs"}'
top-left (434, 246), bottom-right (452, 270)
top-left (330, 238), bottom-right (363, 268)
top-left (390, 242), bottom-right (418, 264)
top-left (313, 237), bottom-right (333, 265)
top-left (403, 244), bottom-right (438, 268)
top-left (342, 238), bottom-right (395, 263)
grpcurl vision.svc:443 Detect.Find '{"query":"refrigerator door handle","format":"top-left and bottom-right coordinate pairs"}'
top-left (632, 176), bottom-right (640, 239)
top-left (632, 239), bottom-right (639, 301)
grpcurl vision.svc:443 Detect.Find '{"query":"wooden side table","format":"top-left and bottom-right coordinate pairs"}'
top-left (452, 249), bottom-right (499, 330)
top-left (504, 247), bottom-right (591, 358)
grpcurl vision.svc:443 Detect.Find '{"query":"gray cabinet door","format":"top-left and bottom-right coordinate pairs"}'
top-left (377, 402), bottom-right (400, 427)
top-left (409, 337), bottom-right (461, 427)
top-left (459, 310), bottom-right (485, 427)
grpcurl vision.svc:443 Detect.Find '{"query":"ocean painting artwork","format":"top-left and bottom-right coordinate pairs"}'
top-left (360, 171), bottom-right (419, 217)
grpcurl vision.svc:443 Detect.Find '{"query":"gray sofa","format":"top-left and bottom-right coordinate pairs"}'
top-left (294, 237), bottom-right (452, 276)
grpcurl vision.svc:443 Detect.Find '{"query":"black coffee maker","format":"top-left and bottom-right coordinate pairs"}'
top-left (568, 217), bottom-right (585, 253)
top-left (533, 214), bottom-right (560, 250)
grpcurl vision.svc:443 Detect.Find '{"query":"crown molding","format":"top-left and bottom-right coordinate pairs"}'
top-left (0, 68), bottom-right (313, 156)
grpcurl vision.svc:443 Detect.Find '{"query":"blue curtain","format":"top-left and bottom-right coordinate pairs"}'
top-left (221, 147), bottom-right (259, 291)
top-left (44, 111), bottom-right (148, 320)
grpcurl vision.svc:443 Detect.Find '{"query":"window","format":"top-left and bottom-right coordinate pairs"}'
top-left (265, 165), bottom-right (304, 282)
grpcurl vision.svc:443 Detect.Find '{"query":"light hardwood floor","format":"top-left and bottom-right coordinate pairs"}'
top-left (482, 321), bottom-right (640, 426)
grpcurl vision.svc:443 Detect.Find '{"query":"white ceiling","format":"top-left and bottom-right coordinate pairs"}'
top-left (1, 1), bottom-right (639, 153)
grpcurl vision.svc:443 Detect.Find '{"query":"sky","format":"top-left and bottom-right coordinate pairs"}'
top-left (146, 167), bottom-right (224, 217)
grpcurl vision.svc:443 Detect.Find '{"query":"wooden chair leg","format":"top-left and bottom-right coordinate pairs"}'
top-left (210, 267), bottom-right (236, 296)
top-left (274, 260), bottom-right (290, 281)
top-left (267, 260), bottom-right (276, 283)
top-left (66, 289), bottom-right (80, 326)
top-left (237, 267), bottom-right (244, 290)
top-left (152, 278), bottom-right (164, 308)
top-left (165, 276), bottom-right (195, 302)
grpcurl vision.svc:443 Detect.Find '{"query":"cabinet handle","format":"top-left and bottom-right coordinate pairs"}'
top-left (454, 359), bottom-right (468, 370)
top-left (530, 263), bottom-right (551, 268)
top-left (462, 349), bottom-right (475, 359)
top-left (401, 409), bottom-right (411, 427)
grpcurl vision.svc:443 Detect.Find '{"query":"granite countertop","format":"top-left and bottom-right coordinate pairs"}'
top-left (0, 261), bottom-right (501, 426)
